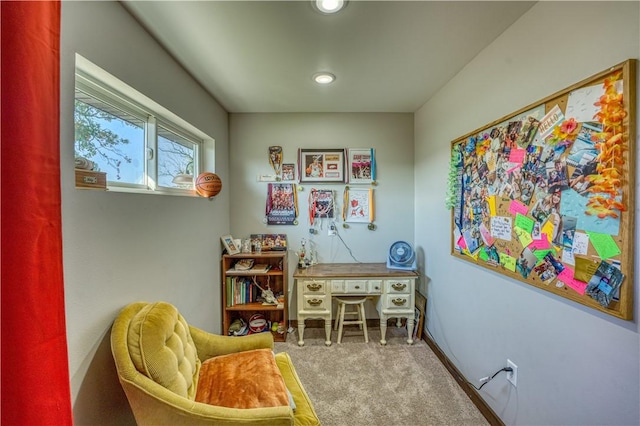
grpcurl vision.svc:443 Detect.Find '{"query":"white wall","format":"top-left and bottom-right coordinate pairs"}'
top-left (60, 2), bottom-right (230, 424)
top-left (229, 113), bottom-right (415, 317)
top-left (415, 2), bottom-right (640, 425)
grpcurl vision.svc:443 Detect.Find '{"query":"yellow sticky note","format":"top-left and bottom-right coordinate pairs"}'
top-left (541, 220), bottom-right (554, 243)
top-left (514, 226), bottom-right (533, 248)
top-left (488, 195), bottom-right (497, 217)
top-left (574, 256), bottom-right (601, 282)
top-left (499, 253), bottom-right (516, 272)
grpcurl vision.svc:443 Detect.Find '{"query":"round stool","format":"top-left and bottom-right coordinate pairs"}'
top-left (335, 297), bottom-right (369, 344)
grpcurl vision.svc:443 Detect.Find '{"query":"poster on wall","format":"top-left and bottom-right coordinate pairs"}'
top-left (448, 60), bottom-right (635, 320)
top-left (266, 183), bottom-right (298, 225)
top-left (347, 148), bottom-right (376, 184)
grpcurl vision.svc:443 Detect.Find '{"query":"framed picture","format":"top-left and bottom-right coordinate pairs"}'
top-left (281, 163), bottom-right (295, 181)
top-left (345, 187), bottom-right (374, 223)
top-left (348, 148), bottom-right (376, 184)
top-left (221, 234), bottom-right (240, 255)
top-left (299, 148), bottom-right (346, 183)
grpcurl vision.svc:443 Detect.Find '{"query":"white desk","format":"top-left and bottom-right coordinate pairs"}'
top-left (294, 263), bottom-right (418, 346)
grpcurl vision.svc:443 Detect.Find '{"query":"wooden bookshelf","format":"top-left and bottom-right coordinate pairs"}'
top-left (221, 252), bottom-right (288, 342)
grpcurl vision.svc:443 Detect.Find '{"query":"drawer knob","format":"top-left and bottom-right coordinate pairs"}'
top-left (355, 285), bottom-right (360, 289)
top-left (307, 298), bottom-right (322, 306)
top-left (391, 282), bottom-right (407, 291)
top-left (307, 283), bottom-right (322, 291)
top-left (391, 298), bottom-right (407, 306)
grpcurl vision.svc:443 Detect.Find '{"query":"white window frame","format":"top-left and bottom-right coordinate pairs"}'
top-left (74, 54), bottom-right (215, 196)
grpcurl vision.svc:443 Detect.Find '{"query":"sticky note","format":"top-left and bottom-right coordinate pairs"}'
top-left (574, 256), bottom-right (600, 282)
top-left (514, 213), bottom-right (534, 234)
top-left (541, 221), bottom-right (554, 242)
top-left (499, 253), bottom-right (517, 272)
top-left (515, 226), bottom-right (533, 248)
top-left (509, 148), bottom-right (526, 164)
top-left (586, 231), bottom-right (621, 260)
top-left (509, 200), bottom-right (529, 216)
top-left (479, 250), bottom-right (489, 262)
top-left (487, 195), bottom-right (497, 217)
top-left (556, 267), bottom-right (587, 295)
top-left (533, 249), bottom-right (553, 261)
top-left (530, 236), bottom-right (550, 250)
top-left (457, 235), bottom-right (466, 250)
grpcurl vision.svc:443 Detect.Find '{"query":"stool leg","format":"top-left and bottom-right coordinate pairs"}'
top-left (337, 302), bottom-right (346, 344)
top-left (360, 302), bottom-right (369, 343)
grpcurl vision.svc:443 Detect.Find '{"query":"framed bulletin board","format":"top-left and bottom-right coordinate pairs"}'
top-left (449, 60), bottom-right (636, 320)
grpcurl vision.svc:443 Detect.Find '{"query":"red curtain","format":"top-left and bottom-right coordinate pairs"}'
top-left (1, 1), bottom-right (73, 424)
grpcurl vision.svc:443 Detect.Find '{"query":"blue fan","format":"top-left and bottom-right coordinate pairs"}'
top-left (387, 241), bottom-right (416, 271)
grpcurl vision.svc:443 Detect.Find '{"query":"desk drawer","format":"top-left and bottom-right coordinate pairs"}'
top-left (383, 294), bottom-right (411, 310)
top-left (301, 280), bottom-right (327, 295)
top-left (385, 279), bottom-right (411, 294)
top-left (345, 280), bottom-right (367, 293)
top-left (368, 280), bottom-right (382, 293)
top-left (302, 295), bottom-right (328, 310)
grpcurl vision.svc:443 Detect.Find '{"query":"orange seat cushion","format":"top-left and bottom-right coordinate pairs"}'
top-left (195, 348), bottom-right (290, 409)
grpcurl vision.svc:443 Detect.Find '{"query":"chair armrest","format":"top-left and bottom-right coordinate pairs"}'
top-left (190, 325), bottom-right (274, 361)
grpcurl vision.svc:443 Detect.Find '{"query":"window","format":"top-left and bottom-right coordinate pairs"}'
top-left (74, 54), bottom-right (213, 195)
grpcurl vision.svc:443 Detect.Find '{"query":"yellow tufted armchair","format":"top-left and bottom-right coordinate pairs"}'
top-left (111, 301), bottom-right (320, 425)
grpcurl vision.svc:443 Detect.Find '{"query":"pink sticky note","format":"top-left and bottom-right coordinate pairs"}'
top-left (509, 148), bottom-right (526, 164)
top-left (509, 200), bottom-right (529, 216)
top-left (556, 268), bottom-right (587, 295)
top-left (457, 235), bottom-right (467, 249)
top-left (529, 236), bottom-right (550, 250)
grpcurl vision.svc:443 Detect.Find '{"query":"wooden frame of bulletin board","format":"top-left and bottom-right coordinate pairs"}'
top-left (449, 60), bottom-right (636, 320)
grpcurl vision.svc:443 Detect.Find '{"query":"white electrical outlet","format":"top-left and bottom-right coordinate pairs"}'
top-left (506, 359), bottom-right (518, 387)
top-left (328, 225), bottom-right (337, 236)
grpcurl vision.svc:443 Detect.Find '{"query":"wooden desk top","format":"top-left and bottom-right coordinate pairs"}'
top-left (293, 263), bottom-right (418, 278)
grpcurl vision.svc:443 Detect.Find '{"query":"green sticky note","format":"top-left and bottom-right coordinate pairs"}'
top-left (499, 253), bottom-right (516, 272)
top-left (586, 231), bottom-right (621, 260)
top-left (533, 249), bottom-right (553, 261)
top-left (479, 250), bottom-right (489, 262)
top-left (514, 213), bottom-right (534, 234)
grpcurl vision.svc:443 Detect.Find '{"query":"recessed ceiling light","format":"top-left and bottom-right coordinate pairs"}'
top-left (313, 72), bottom-right (336, 84)
top-left (313, 0), bottom-right (346, 14)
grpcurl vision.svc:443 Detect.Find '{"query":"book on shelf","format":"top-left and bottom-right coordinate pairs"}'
top-left (233, 259), bottom-right (254, 270)
top-left (251, 264), bottom-right (271, 273)
top-left (226, 277), bottom-right (258, 307)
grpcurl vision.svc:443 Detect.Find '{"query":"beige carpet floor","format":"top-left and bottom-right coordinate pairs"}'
top-left (274, 326), bottom-right (489, 426)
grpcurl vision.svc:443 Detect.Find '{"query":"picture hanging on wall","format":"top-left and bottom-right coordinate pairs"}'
top-left (343, 187), bottom-right (374, 223)
top-left (347, 148), bottom-right (376, 184)
top-left (266, 183), bottom-right (298, 225)
top-left (299, 148), bottom-right (346, 183)
top-left (281, 163), bottom-right (295, 181)
top-left (308, 189), bottom-right (335, 226)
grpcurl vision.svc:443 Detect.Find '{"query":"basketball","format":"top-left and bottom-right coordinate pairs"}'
top-left (195, 172), bottom-right (222, 197)
top-left (248, 313), bottom-right (267, 333)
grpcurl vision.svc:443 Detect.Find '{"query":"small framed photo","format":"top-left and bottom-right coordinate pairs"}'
top-left (282, 163), bottom-right (296, 181)
top-left (299, 148), bottom-right (346, 183)
top-left (221, 234), bottom-right (240, 255)
top-left (347, 148), bottom-right (376, 184)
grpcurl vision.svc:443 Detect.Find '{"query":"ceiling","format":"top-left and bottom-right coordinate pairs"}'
top-left (122, 1), bottom-right (536, 113)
